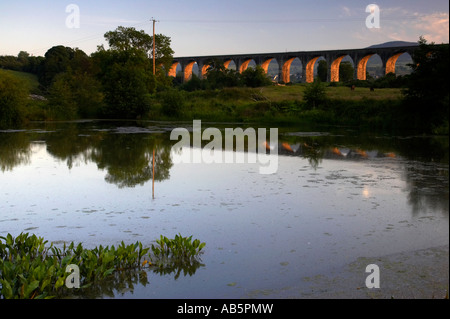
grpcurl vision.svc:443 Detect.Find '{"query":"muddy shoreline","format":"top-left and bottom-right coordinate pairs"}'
top-left (245, 245), bottom-right (449, 299)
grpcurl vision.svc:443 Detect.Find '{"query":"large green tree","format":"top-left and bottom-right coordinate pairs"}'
top-left (403, 37), bottom-right (449, 132)
top-left (38, 46), bottom-right (92, 89)
top-left (93, 48), bottom-right (155, 119)
top-left (93, 26), bottom-right (175, 119)
top-left (103, 26), bottom-right (174, 88)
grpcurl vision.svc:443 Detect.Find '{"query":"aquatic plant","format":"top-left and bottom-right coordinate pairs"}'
top-left (0, 232), bottom-right (205, 299)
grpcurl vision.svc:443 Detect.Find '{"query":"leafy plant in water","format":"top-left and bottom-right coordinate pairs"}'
top-left (0, 232), bottom-right (204, 299)
top-left (152, 234), bottom-right (205, 261)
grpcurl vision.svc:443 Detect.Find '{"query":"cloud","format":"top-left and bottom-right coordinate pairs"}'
top-left (413, 12), bottom-right (449, 43)
top-left (341, 6), bottom-right (352, 17)
top-left (350, 8), bottom-right (449, 46)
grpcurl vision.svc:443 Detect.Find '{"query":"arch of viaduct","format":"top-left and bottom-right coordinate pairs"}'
top-left (169, 46), bottom-right (419, 83)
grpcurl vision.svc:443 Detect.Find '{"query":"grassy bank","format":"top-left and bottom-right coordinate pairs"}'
top-left (3, 70), bottom-right (446, 134)
top-left (1, 69), bottom-right (41, 94)
top-left (149, 85), bottom-right (408, 131)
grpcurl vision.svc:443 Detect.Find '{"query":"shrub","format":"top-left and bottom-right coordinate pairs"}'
top-left (159, 88), bottom-right (186, 117)
top-left (241, 66), bottom-right (272, 88)
top-left (0, 70), bottom-right (27, 128)
top-left (303, 80), bottom-right (328, 109)
top-left (48, 72), bottom-right (104, 120)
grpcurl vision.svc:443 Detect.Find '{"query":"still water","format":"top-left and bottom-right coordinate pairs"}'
top-left (0, 121), bottom-right (448, 298)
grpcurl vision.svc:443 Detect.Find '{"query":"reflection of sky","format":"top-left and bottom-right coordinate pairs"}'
top-left (1, 140), bottom-right (448, 297)
top-left (1, 143), bottom-right (448, 247)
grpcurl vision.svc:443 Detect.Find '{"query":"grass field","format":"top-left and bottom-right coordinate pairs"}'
top-left (256, 84), bottom-right (403, 102)
top-left (1, 69), bottom-right (40, 94)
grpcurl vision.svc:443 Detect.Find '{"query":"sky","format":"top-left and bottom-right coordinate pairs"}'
top-left (0, 0), bottom-right (448, 57)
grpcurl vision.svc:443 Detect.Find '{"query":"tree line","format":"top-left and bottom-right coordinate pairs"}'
top-left (0, 26), bottom-right (274, 125)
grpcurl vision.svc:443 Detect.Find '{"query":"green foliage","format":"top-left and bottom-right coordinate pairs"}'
top-left (158, 88), bottom-right (186, 117)
top-left (93, 48), bottom-right (155, 119)
top-left (317, 60), bottom-right (328, 82)
top-left (105, 26), bottom-right (153, 52)
top-left (241, 66), bottom-right (272, 88)
top-left (181, 74), bottom-right (204, 92)
top-left (303, 80), bottom-right (328, 109)
top-left (402, 37), bottom-right (449, 132)
top-left (103, 26), bottom-right (174, 87)
top-left (0, 69), bottom-right (27, 128)
top-left (0, 52), bottom-right (44, 75)
top-left (48, 71), bottom-right (104, 119)
top-left (0, 233), bottom-right (205, 299)
top-left (38, 46), bottom-right (81, 88)
top-left (150, 234), bottom-right (206, 278)
top-left (204, 59), bottom-right (241, 89)
top-left (339, 61), bottom-right (354, 83)
top-left (47, 73), bottom-right (78, 120)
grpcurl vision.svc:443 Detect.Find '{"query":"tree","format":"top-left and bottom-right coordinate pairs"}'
top-left (38, 46), bottom-right (75, 88)
top-left (103, 26), bottom-right (174, 89)
top-left (0, 70), bottom-right (27, 128)
top-left (48, 71), bottom-right (104, 119)
top-left (38, 46), bottom-right (91, 89)
top-left (339, 61), bottom-right (354, 82)
top-left (303, 79), bottom-right (327, 109)
top-left (104, 26), bottom-right (153, 52)
top-left (317, 60), bottom-right (328, 82)
top-left (403, 37), bottom-right (449, 131)
top-left (92, 46), bottom-right (156, 119)
top-left (204, 59), bottom-right (241, 89)
top-left (241, 66), bottom-right (272, 88)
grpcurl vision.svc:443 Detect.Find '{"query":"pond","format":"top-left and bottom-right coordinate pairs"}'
top-left (0, 120), bottom-right (448, 298)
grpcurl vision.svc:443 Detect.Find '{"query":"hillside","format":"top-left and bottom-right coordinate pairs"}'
top-left (367, 41), bottom-right (418, 49)
top-left (1, 69), bottom-right (40, 94)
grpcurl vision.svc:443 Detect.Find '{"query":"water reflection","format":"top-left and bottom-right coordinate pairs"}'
top-left (57, 261), bottom-right (204, 299)
top-left (0, 131), bottom-right (31, 172)
top-left (0, 121), bottom-right (448, 216)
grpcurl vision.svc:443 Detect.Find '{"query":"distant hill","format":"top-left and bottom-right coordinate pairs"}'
top-left (367, 41), bottom-right (418, 49)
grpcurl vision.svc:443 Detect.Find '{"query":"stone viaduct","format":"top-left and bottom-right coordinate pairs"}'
top-left (169, 45), bottom-right (419, 83)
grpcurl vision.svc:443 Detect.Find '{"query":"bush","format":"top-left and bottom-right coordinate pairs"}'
top-left (0, 70), bottom-right (27, 128)
top-left (48, 72), bottom-right (104, 120)
top-left (159, 88), bottom-right (185, 117)
top-left (303, 80), bottom-right (328, 109)
top-left (241, 66), bottom-right (272, 88)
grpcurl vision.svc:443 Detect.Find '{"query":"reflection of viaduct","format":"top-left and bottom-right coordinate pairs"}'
top-left (170, 45), bottom-right (419, 83)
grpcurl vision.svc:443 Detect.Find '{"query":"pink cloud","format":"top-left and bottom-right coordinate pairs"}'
top-left (414, 12), bottom-right (449, 43)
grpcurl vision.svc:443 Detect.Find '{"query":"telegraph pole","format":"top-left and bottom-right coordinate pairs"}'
top-left (151, 17), bottom-right (158, 75)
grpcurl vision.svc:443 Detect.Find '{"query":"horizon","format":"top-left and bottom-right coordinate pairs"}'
top-left (0, 1), bottom-right (448, 57)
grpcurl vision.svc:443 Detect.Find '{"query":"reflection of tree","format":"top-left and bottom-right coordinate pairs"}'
top-left (2, 123), bottom-right (448, 217)
top-left (402, 160), bottom-right (449, 216)
top-left (90, 133), bottom-right (173, 188)
top-left (0, 132), bottom-right (31, 172)
top-left (393, 136), bottom-right (449, 216)
top-left (44, 123), bottom-right (102, 169)
top-left (56, 263), bottom-right (204, 298)
top-left (280, 132), bottom-right (449, 217)
top-left (300, 139), bottom-right (324, 170)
